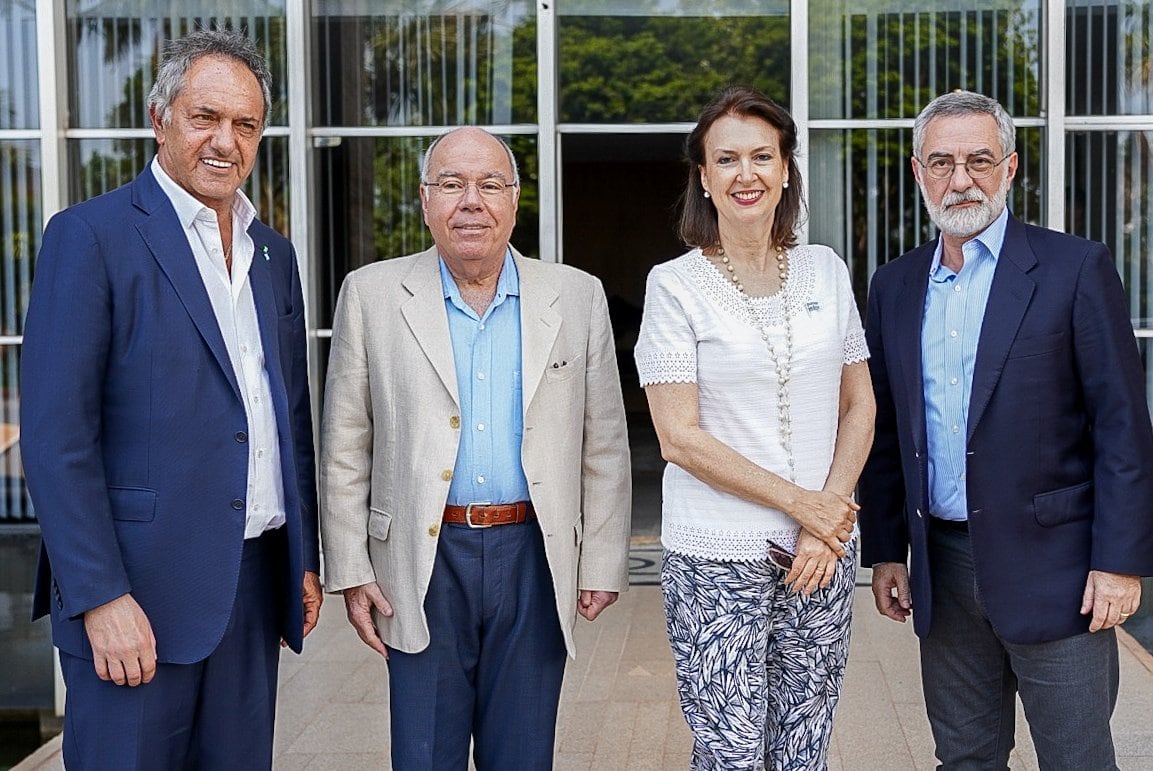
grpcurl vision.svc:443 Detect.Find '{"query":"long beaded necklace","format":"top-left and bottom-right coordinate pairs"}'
top-left (717, 244), bottom-right (796, 483)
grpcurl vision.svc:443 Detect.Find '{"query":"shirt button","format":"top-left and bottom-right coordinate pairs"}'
top-left (950, 377), bottom-right (958, 385)
top-left (428, 524), bottom-right (440, 537)
top-left (257, 449), bottom-right (264, 458)
top-left (441, 469), bottom-right (453, 481)
top-left (449, 416), bottom-right (461, 429)
top-left (954, 285), bottom-right (962, 293)
top-left (952, 425), bottom-right (960, 433)
top-left (477, 423), bottom-right (485, 431)
top-left (479, 323), bottom-right (486, 331)
top-left (241, 344), bottom-right (248, 353)
top-left (477, 475), bottom-right (486, 484)
top-left (477, 372), bottom-right (486, 380)
top-left (950, 330), bottom-right (958, 338)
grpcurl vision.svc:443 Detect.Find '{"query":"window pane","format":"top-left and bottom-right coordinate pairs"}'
top-left (69, 137), bottom-right (291, 234)
top-left (559, 1), bottom-right (789, 123)
top-left (809, 0), bottom-right (1042, 120)
top-left (0, 345), bottom-right (31, 522)
top-left (1067, 1), bottom-right (1152, 116)
top-left (65, 1), bottom-right (288, 129)
top-left (0, 140), bottom-right (39, 337)
top-left (808, 127), bottom-right (1042, 307)
top-left (0, 0), bottom-right (38, 130)
top-left (314, 134), bottom-right (538, 328)
top-left (1067, 131), bottom-right (1153, 322)
top-left (312, 1), bottom-right (536, 127)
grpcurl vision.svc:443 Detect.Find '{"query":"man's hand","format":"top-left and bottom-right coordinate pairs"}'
top-left (1081, 570), bottom-right (1141, 632)
top-left (83, 593), bottom-right (157, 687)
top-left (578, 590), bottom-right (618, 621)
top-left (871, 562), bottom-right (912, 623)
top-left (302, 571), bottom-right (323, 638)
top-left (342, 582), bottom-right (394, 657)
top-left (785, 529), bottom-right (840, 595)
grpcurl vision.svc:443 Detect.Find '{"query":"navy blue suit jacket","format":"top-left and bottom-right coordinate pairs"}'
top-left (859, 214), bottom-right (1153, 644)
top-left (21, 168), bottom-right (319, 663)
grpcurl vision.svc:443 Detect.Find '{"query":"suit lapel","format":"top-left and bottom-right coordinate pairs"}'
top-left (967, 217), bottom-right (1036, 440)
top-left (516, 254), bottom-right (561, 414)
top-left (248, 238), bottom-right (287, 408)
top-left (896, 244), bottom-right (933, 454)
top-left (401, 248), bottom-right (460, 406)
top-left (132, 172), bottom-right (242, 400)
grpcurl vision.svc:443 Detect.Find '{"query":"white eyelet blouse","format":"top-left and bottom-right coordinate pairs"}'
top-left (634, 245), bottom-right (869, 561)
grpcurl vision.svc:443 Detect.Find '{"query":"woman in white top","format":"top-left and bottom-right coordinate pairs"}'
top-left (635, 85), bottom-right (875, 770)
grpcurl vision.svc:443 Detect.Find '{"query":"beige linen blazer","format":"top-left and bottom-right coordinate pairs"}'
top-left (320, 247), bottom-right (631, 656)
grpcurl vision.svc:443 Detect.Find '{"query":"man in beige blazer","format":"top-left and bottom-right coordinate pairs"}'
top-left (320, 127), bottom-right (631, 770)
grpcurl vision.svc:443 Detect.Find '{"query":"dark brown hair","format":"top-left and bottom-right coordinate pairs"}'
top-left (678, 85), bottom-right (806, 252)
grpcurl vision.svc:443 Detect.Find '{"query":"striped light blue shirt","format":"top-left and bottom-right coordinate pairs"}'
top-left (440, 251), bottom-right (530, 506)
top-left (922, 207), bottom-right (1009, 522)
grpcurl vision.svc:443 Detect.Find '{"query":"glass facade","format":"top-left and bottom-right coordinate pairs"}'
top-left (0, 0), bottom-right (1148, 519)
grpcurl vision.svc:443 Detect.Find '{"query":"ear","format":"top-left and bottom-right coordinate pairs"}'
top-left (1005, 151), bottom-right (1019, 185)
top-left (698, 165), bottom-right (709, 196)
top-left (149, 105), bottom-right (165, 143)
top-left (909, 156), bottom-right (923, 186)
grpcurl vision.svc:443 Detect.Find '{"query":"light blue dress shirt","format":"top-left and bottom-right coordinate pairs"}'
top-left (922, 208), bottom-right (1009, 522)
top-left (440, 251), bottom-right (531, 506)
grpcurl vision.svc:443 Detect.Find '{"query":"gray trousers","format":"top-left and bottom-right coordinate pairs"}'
top-left (921, 523), bottom-right (1119, 771)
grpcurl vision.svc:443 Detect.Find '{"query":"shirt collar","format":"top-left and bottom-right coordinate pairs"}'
top-left (928, 206), bottom-right (1010, 279)
top-left (439, 248), bottom-right (520, 303)
top-left (150, 156), bottom-right (257, 235)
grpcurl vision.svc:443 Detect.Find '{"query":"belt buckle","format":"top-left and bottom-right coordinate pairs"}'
top-left (465, 501), bottom-right (494, 529)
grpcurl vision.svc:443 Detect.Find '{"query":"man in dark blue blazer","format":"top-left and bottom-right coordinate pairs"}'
top-left (860, 90), bottom-right (1153, 769)
top-left (20, 29), bottom-right (321, 769)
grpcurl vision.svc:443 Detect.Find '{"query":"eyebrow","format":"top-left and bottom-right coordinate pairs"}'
top-left (926, 148), bottom-right (996, 160)
top-left (711, 145), bottom-right (776, 155)
top-left (430, 170), bottom-right (512, 182)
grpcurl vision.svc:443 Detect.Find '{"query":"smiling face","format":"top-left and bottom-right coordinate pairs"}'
top-left (420, 128), bottom-right (520, 275)
top-left (913, 113), bottom-right (1017, 241)
top-left (698, 114), bottom-right (789, 238)
top-left (151, 54), bottom-right (264, 216)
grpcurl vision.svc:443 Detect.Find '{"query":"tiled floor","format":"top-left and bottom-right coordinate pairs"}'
top-left (18, 561), bottom-right (1153, 770)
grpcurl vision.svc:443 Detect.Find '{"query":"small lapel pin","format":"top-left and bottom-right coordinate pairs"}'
top-left (805, 301), bottom-right (820, 315)
top-left (262, 245), bottom-right (270, 261)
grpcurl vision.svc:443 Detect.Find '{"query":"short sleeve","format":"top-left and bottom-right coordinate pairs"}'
top-left (835, 252), bottom-right (869, 365)
top-left (634, 264), bottom-right (698, 385)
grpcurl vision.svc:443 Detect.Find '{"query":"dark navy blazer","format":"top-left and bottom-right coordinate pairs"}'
top-left (21, 168), bottom-right (319, 663)
top-left (860, 214), bottom-right (1153, 644)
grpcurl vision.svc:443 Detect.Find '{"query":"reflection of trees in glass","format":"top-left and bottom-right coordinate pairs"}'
top-left (0, 142), bottom-right (39, 338)
top-left (313, 8), bottom-right (536, 126)
top-left (558, 15), bottom-right (790, 123)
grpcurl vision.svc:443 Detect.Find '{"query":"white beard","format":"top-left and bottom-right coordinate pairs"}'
top-left (920, 175), bottom-right (1011, 238)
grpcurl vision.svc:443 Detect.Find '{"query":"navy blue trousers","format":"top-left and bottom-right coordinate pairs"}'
top-left (59, 529), bottom-right (286, 770)
top-left (387, 521), bottom-right (567, 770)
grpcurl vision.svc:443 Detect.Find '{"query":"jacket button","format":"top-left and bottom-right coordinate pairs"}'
top-left (441, 469), bottom-right (453, 481)
top-left (449, 416), bottom-right (460, 429)
top-left (232, 499), bottom-right (245, 510)
top-left (428, 524), bottom-right (440, 537)
top-left (235, 431), bottom-right (248, 443)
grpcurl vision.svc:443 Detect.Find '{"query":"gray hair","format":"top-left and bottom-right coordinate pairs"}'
top-left (148, 29), bottom-right (272, 128)
top-left (912, 90), bottom-right (1016, 159)
top-left (420, 128), bottom-right (521, 185)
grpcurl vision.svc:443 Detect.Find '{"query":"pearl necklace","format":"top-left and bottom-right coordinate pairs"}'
top-left (717, 245), bottom-right (795, 482)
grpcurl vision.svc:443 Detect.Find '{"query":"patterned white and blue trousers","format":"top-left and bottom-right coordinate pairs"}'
top-left (662, 540), bottom-right (857, 770)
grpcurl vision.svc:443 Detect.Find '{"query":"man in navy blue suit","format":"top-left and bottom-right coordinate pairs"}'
top-left (860, 90), bottom-right (1153, 769)
top-left (20, 29), bottom-right (320, 769)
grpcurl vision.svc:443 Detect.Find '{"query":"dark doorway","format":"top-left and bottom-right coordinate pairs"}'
top-left (560, 133), bottom-right (687, 543)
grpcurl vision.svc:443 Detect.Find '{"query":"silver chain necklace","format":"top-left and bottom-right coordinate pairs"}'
top-left (717, 245), bottom-right (796, 483)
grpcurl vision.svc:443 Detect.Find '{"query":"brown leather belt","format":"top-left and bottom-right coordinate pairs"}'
top-left (443, 501), bottom-right (535, 528)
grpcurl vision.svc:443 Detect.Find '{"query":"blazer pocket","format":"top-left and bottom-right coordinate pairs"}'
top-left (1033, 480), bottom-right (1093, 527)
top-left (108, 487), bottom-right (157, 522)
top-left (545, 354), bottom-right (585, 383)
top-left (1008, 331), bottom-right (1064, 359)
top-left (368, 507), bottom-right (393, 541)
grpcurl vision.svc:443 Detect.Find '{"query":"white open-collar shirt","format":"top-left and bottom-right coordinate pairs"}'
top-left (151, 157), bottom-right (285, 538)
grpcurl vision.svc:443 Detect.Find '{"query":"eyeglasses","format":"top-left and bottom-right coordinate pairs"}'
top-left (916, 154), bottom-right (1009, 180)
top-left (423, 178), bottom-right (518, 198)
top-left (766, 540), bottom-right (794, 572)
